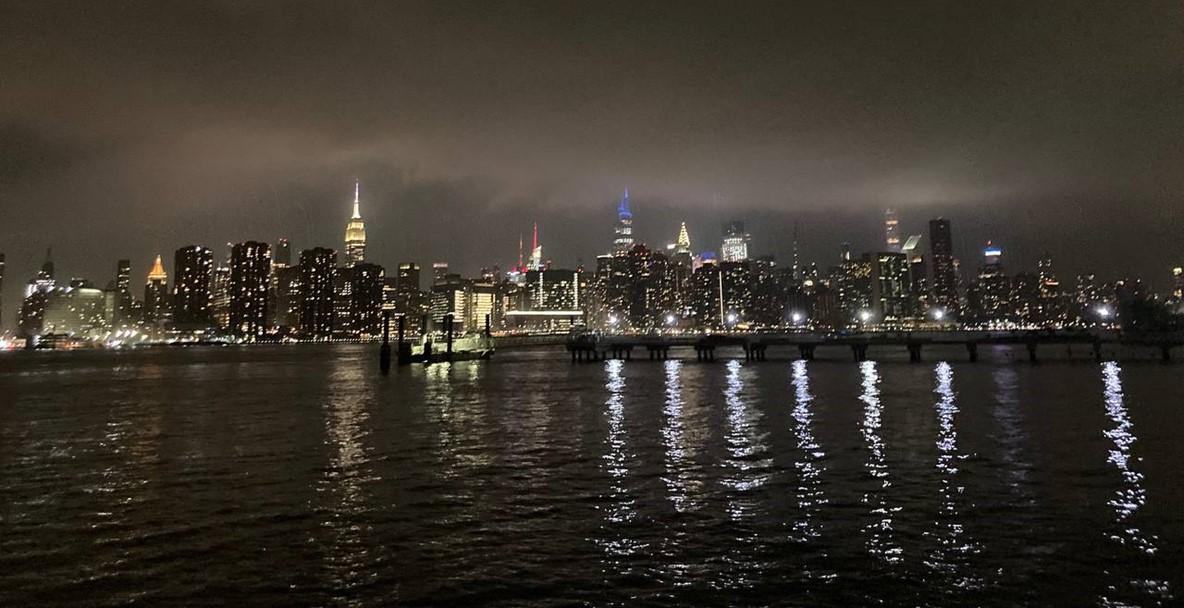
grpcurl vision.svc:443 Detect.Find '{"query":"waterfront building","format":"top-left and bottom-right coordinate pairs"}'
top-left (390, 262), bottom-right (426, 335)
top-left (143, 255), bottom-right (170, 326)
top-left (344, 181), bottom-right (366, 267)
top-left (209, 264), bottom-right (231, 330)
top-left (720, 220), bottom-right (750, 262)
top-left (613, 190), bottom-right (634, 255)
top-left (349, 262), bottom-right (385, 339)
top-left (271, 265), bottom-right (302, 332)
top-left (113, 259), bottom-right (134, 326)
top-left (870, 252), bottom-right (912, 324)
top-left (299, 248), bottom-right (336, 339)
top-left (172, 245), bottom-right (213, 329)
top-left (836, 254), bottom-right (872, 327)
top-left (966, 242), bottom-right (1012, 326)
top-left (928, 218), bottom-right (959, 316)
top-left (42, 280), bottom-right (107, 338)
top-left (688, 262), bottom-right (722, 328)
top-left (229, 241), bottom-right (271, 339)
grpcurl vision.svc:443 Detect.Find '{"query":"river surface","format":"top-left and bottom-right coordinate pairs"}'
top-left (1, 345), bottom-right (1182, 606)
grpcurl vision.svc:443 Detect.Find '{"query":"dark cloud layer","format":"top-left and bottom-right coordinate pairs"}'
top-left (1, 1), bottom-right (1182, 327)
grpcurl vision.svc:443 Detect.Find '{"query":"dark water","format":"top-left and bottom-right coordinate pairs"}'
top-left (1, 345), bottom-right (1182, 607)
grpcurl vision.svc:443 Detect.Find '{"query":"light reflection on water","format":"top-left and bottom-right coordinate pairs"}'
top-left (2, 345), bottom-right (1183, 606)
top-left (597, 359), bottom-right (645, 564)
top-left (924, 362), bottom-right (980, 588)
top-left (318, 358), bottom-right (381, 599)
top-left (1098, 362), bottom-right (1172, 605)
top-left (857, 361), bottom-right (902, 564)
top-left (789, 360), bottom-right (827, 544)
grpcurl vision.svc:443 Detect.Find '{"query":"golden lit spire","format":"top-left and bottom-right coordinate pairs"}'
top-left (676, 222), bottom-right (691, 252)
top-left (147, 254), bottom-right (167, 282)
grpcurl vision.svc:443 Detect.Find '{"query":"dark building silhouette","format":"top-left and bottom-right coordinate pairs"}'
top-left (143, 255), bottom-right (170, 326)
top-left (172, 245), bottom-right (213, 328)
top-left (299, 247), bottom-right (336, 339)
top-left (929, 218), bottom-right (958, 315)
top-left (350, 262), bottom-right (385, 338)
top-left (229, 241), bottom-right (271, 339)
top-left (114, 259), bottom-right (133, 325)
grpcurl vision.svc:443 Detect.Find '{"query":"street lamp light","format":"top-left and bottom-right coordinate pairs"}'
top-left (932, 308), bottom-right (945, 321)
top-left (1096, 305), bottom-right (1113, 320)
top-left (858, 309), bottom-right (872, 324)
top-left (665, 314), bottom-right (677, 326)
top-left (725, 312), bottom-right (738, 326)
top-left (791, 311), bottom-right (804, 325)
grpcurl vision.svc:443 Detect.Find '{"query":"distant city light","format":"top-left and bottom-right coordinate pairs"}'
top-left (725, 312), bottom-right (738, 325)
top-left (1096, 306), bottom-right (1113, 319)
top-left (858, 310), bottom-right (872, 323)
top-left (665, 314), bottom-right (676, 325)
top-left (791, 312), bottom-right (804, 324)
top-left (933, 309), bottom-right (945, 321)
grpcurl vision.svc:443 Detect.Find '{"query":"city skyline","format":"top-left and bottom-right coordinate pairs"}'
top-left (3, 3), bottom-right (1183, 319)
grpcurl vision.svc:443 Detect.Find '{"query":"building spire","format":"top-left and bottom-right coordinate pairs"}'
top-left (676, 222), bottom-right (691, 252)
top-left (147, 254), bottom-right (167, 282)
top-left (352, 180), bottom-right (361, 219)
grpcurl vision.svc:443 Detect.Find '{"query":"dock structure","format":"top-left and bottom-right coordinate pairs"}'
top-left (564, 330), bottom-right (1183, 364)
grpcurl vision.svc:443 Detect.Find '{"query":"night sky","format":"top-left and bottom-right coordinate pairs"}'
top-left (2, 1), bottom-right (1182, 328)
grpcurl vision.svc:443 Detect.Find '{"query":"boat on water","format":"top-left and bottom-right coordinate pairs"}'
top-left (402, 332), bottom-right (495, 364)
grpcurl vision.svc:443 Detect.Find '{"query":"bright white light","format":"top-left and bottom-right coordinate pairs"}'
top-left (933, 309), bottom-right (945, 321)
top-left (665, 314), bottom-right (676, 325)
top-left (1097, 306), bottom-right (1113, 319)
top-left (726, 313), bottom-right (738, 324)
top-left (608, 314), bottom-right (619, 325)
top-left (791, 312), bottom-right (804, 324)
top-left (859, 310), bottom-right (872, 323)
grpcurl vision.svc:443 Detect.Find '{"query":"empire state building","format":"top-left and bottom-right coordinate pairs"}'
top-left (344, 181), bottom-right (366, 266)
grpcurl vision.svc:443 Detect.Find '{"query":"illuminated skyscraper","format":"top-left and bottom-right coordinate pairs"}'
top-left (884, 208), bottom-right (901, 252)
top-left (209, 264), bottom-right (232, 330)
top-left (114, 259), bottom-right (133, 325)
top-left (229, 241), bottom-right (271, 339)
top-left (299, 248), bottom-right (336, 339)
top-left (928, 218), bottom-right (958, 315)
top-left (173, 246), bottom-right (213, 328)
top-left (613, 189), bottom-right (634, 255)
top-left (143, 255), bottom-right (170, 325)
top-left (720, 220), bottom-right (750, 262)
top-left (344, 181), bottom-right (366, 267)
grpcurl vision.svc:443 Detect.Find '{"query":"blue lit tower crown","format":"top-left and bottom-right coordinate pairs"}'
top-left (613, 189), bottom-right (633, 255)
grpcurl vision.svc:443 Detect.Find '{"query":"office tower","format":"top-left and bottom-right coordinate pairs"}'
top-left (870, 252), bottom-right (911, 323)
top-left (719, 260), bottom-right (753, 324)
top-left (344, 181), bottom-right (366, 267)
top-left (432, 262), bottom-right (450, 286)
top-left (397, 263), bottom-right (421, 294)
top-left (172, 246), bottom-right (213, 328)
top-left (884, 208), bottom-right (901, 252)
top-left (113, 259), bottom-right (133, 325)
top-left (209, 264), bottom-right (232, 330)
top-left (720, 221), bottom-right (750, 262)
top-left (274, 238), bottom-right (291, 267)
top-left (430, 272), bottom-right (468, 332)
top-left (613, 189), bottom-right (634, 255)
top-left (687, 262), bottom-right (722, 328)
top-left (837, 254), bottom-right (873, 327)
top-left (299, 248), bottom-right (336, 339)
top-left (349, 262), bottom-right (385, 338)
top-left (18, 249), bottom-right (57, 339)
top-left (229, 241), bottom-right (271, 339)
top-left (271, 265), bottom-right (302, 331)
top-left (966, 242), bottom-right (1012, 326)
top-left (42, 281), bottom-right (107, 338)
top-left (928, 218), bottom-right (958, 315)
top-left (143, 255), bottom-right (170, 325)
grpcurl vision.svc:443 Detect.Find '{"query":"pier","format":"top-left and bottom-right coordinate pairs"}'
top-left (563, 330), bottom-right (1183, 364)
